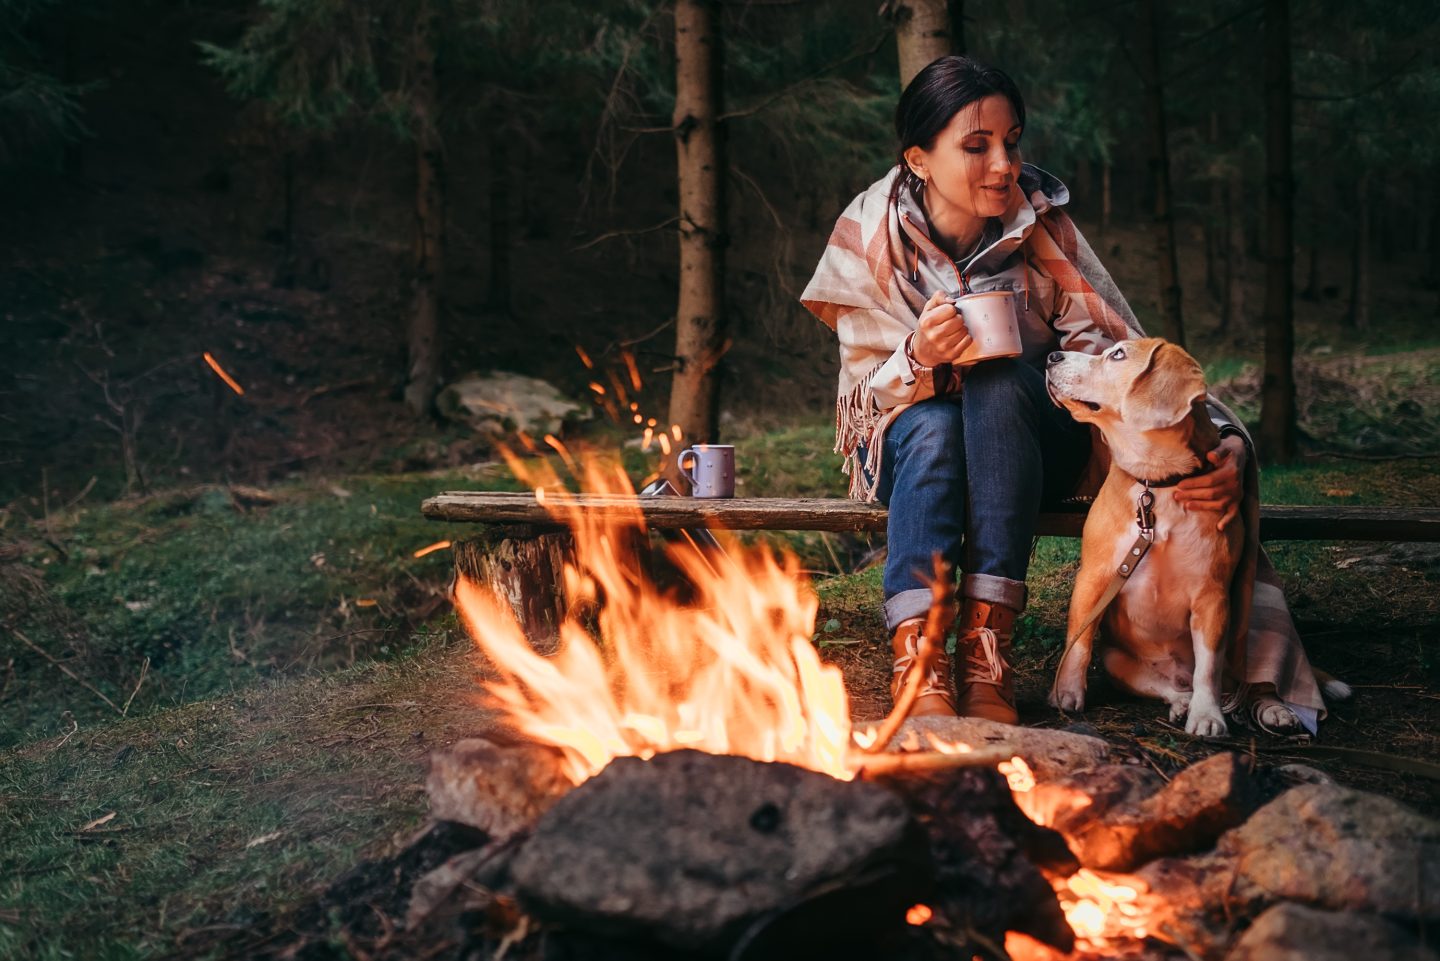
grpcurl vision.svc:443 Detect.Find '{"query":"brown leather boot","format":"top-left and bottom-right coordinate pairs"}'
top-left (955, 599), bottom-right (1019, 724)
top-left (890, 617), bottom-right (957, 718)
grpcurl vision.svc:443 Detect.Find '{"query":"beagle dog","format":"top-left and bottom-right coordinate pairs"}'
top-left (1043, 338), bottom-right (1246, 736)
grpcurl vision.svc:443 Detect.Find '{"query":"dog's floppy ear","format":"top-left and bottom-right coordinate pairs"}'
top-left (1122, 341), bottom-right (1207, 431)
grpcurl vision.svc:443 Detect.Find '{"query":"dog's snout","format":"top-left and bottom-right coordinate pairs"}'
top-left (1046, 351), bottom-right (1065, 369)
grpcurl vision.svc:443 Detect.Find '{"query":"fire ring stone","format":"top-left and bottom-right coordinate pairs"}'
top-left (510, 749), bottom-right (931, 954)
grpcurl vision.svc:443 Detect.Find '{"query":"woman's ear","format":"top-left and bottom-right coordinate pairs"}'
top-left (902, 145), bottom-right (928, 179)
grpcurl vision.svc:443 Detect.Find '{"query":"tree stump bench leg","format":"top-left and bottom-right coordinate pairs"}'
top-left (450, 526), bottom-right (652, 646)
top-left (453, 527), bottom-right (574, 646)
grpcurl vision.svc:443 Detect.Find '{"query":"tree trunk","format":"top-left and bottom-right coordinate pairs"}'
top-left (1204, 112), bottom-right (1223, 303)
top-left (1299, 243), bottom-right (1319, 301)
top-left (1347, 170), bottom-right (1370, 331)
top-left (1140, 0), bottom-right (1185, 346)
top-left (1221, 165), bottom-right (1245, 336)
top-left (487, 116), bottom-right (512, 313)
top-left (884, 0), bottom-right (959, 88)
top-left (405, 2), bottom-right (444, 416)
top-left (1258, 0), bottom-right (1296, 464)
top-left (949, 0), bottom-right (966, 54)
top-left (668, 0), bottom-right (727, 460)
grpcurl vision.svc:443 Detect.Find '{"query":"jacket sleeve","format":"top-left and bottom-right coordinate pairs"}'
top-left (1050, 281), bottom-right (1121, 356)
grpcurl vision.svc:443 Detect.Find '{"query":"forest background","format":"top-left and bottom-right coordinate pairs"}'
top-left (1, 1), bottom-right (1439, 957)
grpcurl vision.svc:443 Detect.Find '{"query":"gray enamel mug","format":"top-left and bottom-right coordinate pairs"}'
top-left (678, 444), bottom-right (735, 498)
top-left (953, 289), bottom-right (1023, 365)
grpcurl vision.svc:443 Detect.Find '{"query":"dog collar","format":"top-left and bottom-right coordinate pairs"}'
top-left (1136, 462), bottom-right (1210, 488)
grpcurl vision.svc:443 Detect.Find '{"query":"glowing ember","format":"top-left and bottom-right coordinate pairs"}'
top-left (905, 903), bottom-right (932, 926)
top-left (454, 456), bottom-right (854, 784)
top-left (1056, 868), bottom-right (1151, 949)
top-left (998, 756), bottom-right (1035, 793)
top-left (202, 351), bottom-right (245, 396)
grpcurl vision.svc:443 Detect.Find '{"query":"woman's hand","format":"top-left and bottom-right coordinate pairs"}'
top-left (911, 291), bottom-right (973, 368)
top-left (1175, 434), bottom-right (1247, 531)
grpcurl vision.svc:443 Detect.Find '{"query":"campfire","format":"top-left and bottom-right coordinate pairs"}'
top-left (384, 450), bottom-right (1436, 961)
top-left (429, 453), bottom-right (1185, 959)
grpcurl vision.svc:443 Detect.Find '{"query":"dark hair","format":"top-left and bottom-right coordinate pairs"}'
top-left (890, 56), bottom-right (1027, 206)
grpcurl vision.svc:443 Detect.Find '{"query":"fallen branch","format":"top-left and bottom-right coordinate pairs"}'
top-left (121, 656), bottom-right (150, 716)
top-left (13, 628), bottom-right (121, 714)
top-left (847, 745), bottom-right (1019, 778)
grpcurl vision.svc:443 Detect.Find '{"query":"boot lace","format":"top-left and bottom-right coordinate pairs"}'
top-left (892, 630), bottom-right (950, 699)
top-left (962, 626), bottom-right (1011, 688)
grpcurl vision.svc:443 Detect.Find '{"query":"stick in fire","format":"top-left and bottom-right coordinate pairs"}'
top-left (856, 553), bottom-right (955, 755)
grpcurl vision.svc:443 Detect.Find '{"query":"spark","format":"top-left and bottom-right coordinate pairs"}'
top-left (412, 540), bottom-right (452, 559)
top-left (622, 350), bottom-right (643, 391)
top-left (202, 352), bottom-right (245, 396)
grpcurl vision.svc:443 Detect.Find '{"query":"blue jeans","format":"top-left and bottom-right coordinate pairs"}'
top-left (870, 359), bottom-right (1090, 631)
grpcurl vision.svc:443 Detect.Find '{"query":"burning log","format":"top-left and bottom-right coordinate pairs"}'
top-left (877, 763), bottom-right (1078, 955)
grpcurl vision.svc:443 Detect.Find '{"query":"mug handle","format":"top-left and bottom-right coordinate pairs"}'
top-left (676, 448), bottom-right (698, 489)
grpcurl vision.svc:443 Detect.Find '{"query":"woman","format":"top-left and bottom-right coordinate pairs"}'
top-left (801, 56), bottom-right (1321, 732)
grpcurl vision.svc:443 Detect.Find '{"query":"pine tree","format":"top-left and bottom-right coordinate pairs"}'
top-left (200, 0), bottom-right (479, 415)
top-left (0, 0), bottom-right (88, 166)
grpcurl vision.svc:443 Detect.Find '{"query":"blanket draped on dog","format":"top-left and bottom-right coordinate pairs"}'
top-left (801, 164), bottom-right (1327, 730)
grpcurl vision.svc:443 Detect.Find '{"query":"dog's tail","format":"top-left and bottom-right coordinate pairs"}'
top-left (1313, 667), bottom-right (1353, 702)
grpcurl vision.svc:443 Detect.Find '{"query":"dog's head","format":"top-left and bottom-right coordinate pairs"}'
top-left (1044, 338), bottom-right (1207, 434)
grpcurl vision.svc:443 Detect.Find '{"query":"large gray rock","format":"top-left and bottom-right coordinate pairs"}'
top-left (510, 750), bottom-right (929, 955)
top-left (426, 737), bottom-right (573, 839)
top-left (1218, 783), bottom-right (1440, 920)
top-left (436, 370), bottom-right (590, 437)
top-left (1225, 902), bottom-right (1438, 961)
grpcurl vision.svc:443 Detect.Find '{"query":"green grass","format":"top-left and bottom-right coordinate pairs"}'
top-left (1, 466), bottom-right (527, 749)
top-left (0, 634), bottom-right (485, 961)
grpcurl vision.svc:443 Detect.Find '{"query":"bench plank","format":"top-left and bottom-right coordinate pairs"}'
top-left (422, 492), bottom-right (1440, 542)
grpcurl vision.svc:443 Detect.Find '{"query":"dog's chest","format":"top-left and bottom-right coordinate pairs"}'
top-left (1106, 486), bottom-right (1227, 643)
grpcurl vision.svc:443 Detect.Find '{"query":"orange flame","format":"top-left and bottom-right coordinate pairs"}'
top-left (454, 456), bottom-right (853, 784)
top-left (905, 904), bottom-right (932, 926)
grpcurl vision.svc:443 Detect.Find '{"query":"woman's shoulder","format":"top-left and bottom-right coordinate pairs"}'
top-left (837, 167), bottom-right (903, 219)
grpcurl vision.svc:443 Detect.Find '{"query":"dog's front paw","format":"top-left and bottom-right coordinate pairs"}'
top-left (1167, 693), bottom-right (1192, 723)
top-left (1185, 706), bottom-right (1227, 738)
top-left (1049, 685), bottom-right (1087, 713)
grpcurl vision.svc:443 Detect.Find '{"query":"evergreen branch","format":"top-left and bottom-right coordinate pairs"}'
top-left (1170, 2), bottom-right (1262, 52)
top-left (1294, 50), bottom-right (1425, 102)
top-left (717, 29), bottom-right (890, 122)
top-left (571, 215), bottom-right (679, 251)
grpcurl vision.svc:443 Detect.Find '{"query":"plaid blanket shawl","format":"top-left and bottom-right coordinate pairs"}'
top-left (801, 164), bottom-right (1326, 729)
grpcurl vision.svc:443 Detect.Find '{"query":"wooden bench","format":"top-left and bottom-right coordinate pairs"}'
top-left (422, 491), bottom-right (1440, 636)
top-left (423, 492), bottom-right (1440, 541)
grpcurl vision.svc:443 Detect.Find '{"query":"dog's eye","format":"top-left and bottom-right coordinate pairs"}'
top-left (1109, 348), bottom-right (1126, 361)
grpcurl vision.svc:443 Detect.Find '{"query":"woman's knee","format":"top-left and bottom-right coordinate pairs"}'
top-left (963, 358), bottom-right (1041, 403)
top-left (889, 397), bottom-right (965, 454)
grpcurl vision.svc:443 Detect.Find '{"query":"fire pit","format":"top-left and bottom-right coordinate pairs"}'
top-left (262, 461), bottom-right (1440, 961)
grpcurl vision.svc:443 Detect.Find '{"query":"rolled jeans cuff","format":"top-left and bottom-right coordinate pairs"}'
top-left (961, 573), bottom-right (1027, 611)
top-left (883, 588), bottom-right (945, 633)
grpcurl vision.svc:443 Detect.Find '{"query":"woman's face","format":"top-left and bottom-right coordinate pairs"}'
top-left (904, 93), bottom-right (1022, 224)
